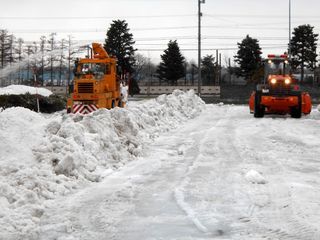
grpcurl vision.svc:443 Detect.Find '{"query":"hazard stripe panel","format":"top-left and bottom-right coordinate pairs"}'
top-left (72, 104), bottom-right (98, 114)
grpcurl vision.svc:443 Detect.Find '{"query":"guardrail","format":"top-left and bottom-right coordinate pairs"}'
top-left (139, 85), bottom-right (220, 96)
top-left (45, 85), bottom-right (221, 97)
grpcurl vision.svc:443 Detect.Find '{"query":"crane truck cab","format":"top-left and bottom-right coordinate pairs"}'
top-left (67, 43), bottom-right (123, 114)
top-left (249, 54), bottom-right (312, 118)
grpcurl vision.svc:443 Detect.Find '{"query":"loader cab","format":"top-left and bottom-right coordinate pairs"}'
top-left (77, 62), bottom-right (111, 80)
top-left (264, 54), bottom-right (290, 80)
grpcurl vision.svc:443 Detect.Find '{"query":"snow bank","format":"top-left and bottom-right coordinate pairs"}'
top-left (0, 90), bottom-right (205, 238)
top-left (245, 170), bottom-right (267, 184)
top-left (0, 84), bottom-right (52, 97)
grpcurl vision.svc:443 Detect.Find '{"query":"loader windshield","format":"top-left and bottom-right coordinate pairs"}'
top-left (266, 58), bottom-right (290, 76)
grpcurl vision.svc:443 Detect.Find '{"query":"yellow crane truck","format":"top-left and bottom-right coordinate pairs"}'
top-left (67, 43), bottom-right (123, 114)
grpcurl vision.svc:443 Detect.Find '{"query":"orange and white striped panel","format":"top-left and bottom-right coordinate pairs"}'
top-left (72, 104), bottom-right (98, 114)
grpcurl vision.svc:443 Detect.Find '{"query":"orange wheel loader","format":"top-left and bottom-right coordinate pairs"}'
top-left (249, 54), bottom-right (312, 118)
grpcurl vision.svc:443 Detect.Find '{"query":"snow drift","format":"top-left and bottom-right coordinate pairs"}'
top-left (0, 90), bottom-right (205, 239)
top-left (0, 85), bottom-right (52, 97)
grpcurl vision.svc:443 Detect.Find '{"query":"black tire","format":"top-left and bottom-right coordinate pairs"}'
top-left (254, 92), bottom-right (265, 118)
top-left (118, 100), bottom-right (122, 107)
top-left (111, 100), bottom-right (115, 109)
top-left (290, 95), bottom-right (302, 118)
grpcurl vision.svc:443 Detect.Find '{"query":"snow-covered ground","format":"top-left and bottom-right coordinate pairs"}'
top-left (1, 90), bottom-right (320, 239)
top-left (0, 85), bottom-right (52, 97)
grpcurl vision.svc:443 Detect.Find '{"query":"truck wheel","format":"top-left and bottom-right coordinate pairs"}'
top-left (290, 95), bottom-right (302, 118)
top-left (118, 100), bottom-right (122, 107)
top-left (111, 100), bottom-right (115, 109)
top-left (254, 92), bottom-right (264, 118)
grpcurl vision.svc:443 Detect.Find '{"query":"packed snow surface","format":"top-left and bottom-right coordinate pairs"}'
top-left (1, 90), bottom-right (320, 240)
top-left (0, 84), bottom-right (52, 96)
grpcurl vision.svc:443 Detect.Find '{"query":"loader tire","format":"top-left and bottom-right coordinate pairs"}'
top-left (290, 95), bottom-right (302, 118)
top-left (254, 92), bottom-right (264, 118)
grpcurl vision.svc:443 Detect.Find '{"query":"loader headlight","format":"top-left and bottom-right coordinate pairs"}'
top-left (270, 78), bottom-right (277, 84)
top-left (284, 78), bottom-right (291, 85)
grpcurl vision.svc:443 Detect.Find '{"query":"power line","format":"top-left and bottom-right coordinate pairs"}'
top-left (0, 14), bottom-right (195, 20)
top-left (135, 43), bottom-right (289, 47)
top-left (137, 45), bottom-right (288, 51)
top-left (205, 13), bottom-right (320, 19)
top-left (134, 35), bottom-right (289, 41)
top-left (8, 25), bottom-right (296, 34)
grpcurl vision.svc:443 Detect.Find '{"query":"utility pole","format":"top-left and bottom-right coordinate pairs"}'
top-left (198, 0), bottom-right (205, 96)
top-left (228, 58), bottom-right (232, 85)
top-left (215, 49), bottom-right (219, 85)
top-left (288, 0), bottom-right (292, 60)
top-left (219, 53), bottom-right (222, 85)
top-left (68, 35), bottom-right (72, 87)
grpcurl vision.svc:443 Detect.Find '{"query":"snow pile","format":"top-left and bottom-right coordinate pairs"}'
top-left (0, 90), bottom-right (204, 238)
top-left (0, 84), bottom-right (52, 97)
top-left (245, 170), bottom-right (267, 184)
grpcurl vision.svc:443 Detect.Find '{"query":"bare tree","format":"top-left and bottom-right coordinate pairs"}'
top-left (30, 41), bottom-right (42, 86)
top-left (0, 30), bottom-right (13, 85)
top-left (0, 30), bottom-right (12, 69)
top-left (25, 45), bottom-right (34, 84)
top-left (8, 35), bottom-right (15, 84)
top-left (188, 60), bottom-right (197, 85)
top-left (58, 38), bottom-right (67, 86)
top-left (48, 32), bottom-right (57, 85)
top-left (67, 35), bottom-right (77, 86)
top-left (39, 36), bottom-right (47, 85)
top-left (133, 53), bottom-right (157, 85)
top-left (15, 38), bottom-right (24, 84)
top-left (133, 53), bottom-right (147, 80)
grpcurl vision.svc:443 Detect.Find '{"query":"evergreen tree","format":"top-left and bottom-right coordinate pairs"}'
top-left (234, 35), bottom-right (262, 83)
top-left (104, 20), bottom-right (136, 74)
top-left (290, 24), bottom-right (318, 82)
top-left (201, 55), bottom-right (215, 85)
top-left (157, 40), bottom-right (185, 85)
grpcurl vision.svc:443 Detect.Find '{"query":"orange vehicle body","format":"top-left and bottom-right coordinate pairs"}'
top-left (249, 54), bottom-right (312, 118)
top-left (67, 43), bottom-right (123, 114)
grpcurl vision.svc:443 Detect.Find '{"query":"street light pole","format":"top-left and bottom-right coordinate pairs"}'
top-left (198, 0), bottom-right (205, 97)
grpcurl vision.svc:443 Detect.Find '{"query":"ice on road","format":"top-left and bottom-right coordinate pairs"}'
top-left (38, 104), bottom-right (320, 240)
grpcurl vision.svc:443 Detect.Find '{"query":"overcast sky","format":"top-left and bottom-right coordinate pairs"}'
top-left (1, 0), bottom-right (320, 64)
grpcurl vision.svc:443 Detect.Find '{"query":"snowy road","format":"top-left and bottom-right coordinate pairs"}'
top-left (38, 104), bottom-right (320, 240)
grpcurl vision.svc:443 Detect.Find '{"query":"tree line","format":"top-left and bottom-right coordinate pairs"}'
top-left (103, 20), bottom-right (218, 88)
top-left (111, 21), bottom-right (319, 86)
top-left (0, 30), bottom-right (83, 87)
top-left (1, 21), bottom-right (318, 89)
top-left (0, 20), bottom-right (233, 90)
